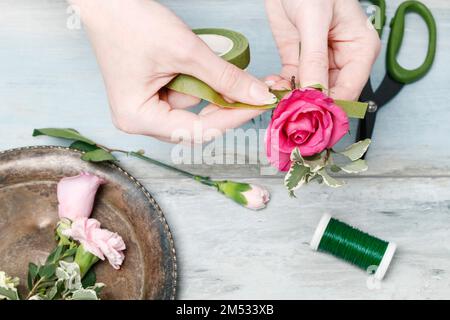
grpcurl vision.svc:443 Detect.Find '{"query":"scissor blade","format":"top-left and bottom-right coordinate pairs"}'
top-left (357, 111), bottom-right (377, 141)
top-left (374, 74), bottom-right (404, 107)
top-left (356, 111), bottom-right (377, 159)
top-left (359, 79), bottom-right (376, 102)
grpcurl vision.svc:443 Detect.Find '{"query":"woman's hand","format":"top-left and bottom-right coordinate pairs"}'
top-left (71, 0), bottom-right (275, 142)
top-left (265, 0), bottom-right (381, 100)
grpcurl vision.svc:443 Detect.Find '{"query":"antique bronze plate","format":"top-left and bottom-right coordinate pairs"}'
top-left (0, 146), bottom-right (177, 300)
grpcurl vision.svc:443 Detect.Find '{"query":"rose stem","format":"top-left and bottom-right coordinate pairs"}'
top-left (103, 148), bottom-right (216, 187)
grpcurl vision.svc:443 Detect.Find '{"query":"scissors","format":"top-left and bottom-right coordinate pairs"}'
top-left (356, 0), bottom-right (437, 156)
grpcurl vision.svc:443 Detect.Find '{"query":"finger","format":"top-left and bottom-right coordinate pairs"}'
top-left (329, 69), bottom-right (340, 89)
top-left (329, 58), bottom-right (373, 100)
top-left (264, 74), bottom-right (283, 87)
top-left (271, 79), bottom-right (292, 90)
top-left (295, 2), bottom-right (332, 88)
top-left (181, 36), bottom-right (277, 106)
top-left (116, 93), bottom-right (266, 143)
top-left (199, 104), bottom-right (221, 116)
top-left (163, 107), bottom-right (266, 143)
top-left (265, 0), bottom-right (300, 79)
top-left (166, 90), bottom-right (201, 109)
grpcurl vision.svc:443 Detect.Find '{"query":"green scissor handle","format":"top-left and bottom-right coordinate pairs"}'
top-left (387, 1), bottom-right (437, 84)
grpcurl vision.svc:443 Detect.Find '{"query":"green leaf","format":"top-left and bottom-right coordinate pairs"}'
top-left (46, 245), bottom-right (64, 264)
top-left (290, 147), bottom-right (303, 163)
top-left (340, 159), bottom-right (368, 174)
top-left (63, 247), bottom-right (78, 259)
top-left (0, 286), bottom-right (19, 300)
top-left (81, 149), bottom-right (117, 163)
top-left (27, 263), bottom-right (39, 290)
top-left (39, 264), bottom-right (56, 279)
top-left (271, 89), bottom-right (290, 101)
top-left (303, 151), bottom-right (328, 173)
top-left (81, 269), bottom-right (96, 288)
top-left (70, 289), bottom-right (99, 300)
top-left (317, 169), bottom-right (344, 188)
top-left (46, 285), bottom-right (58, 300)
top-left (33, 128), bottom-right (96, 145)
top-left (338, 139), bottom-right (371, 161)
top-left (284, 162), bottom-right (311, 197)
top-left (330, 165), bottom-right (342, 173)
top-left (334, 100), bottom-right (368, 119)
top-left (69, 141), bottom-right (99, 152)
top-left (307, 84), bottom-right (328, 93)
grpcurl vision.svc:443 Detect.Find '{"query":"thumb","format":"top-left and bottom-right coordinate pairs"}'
top-left (295, 2), bottom-right (332, 88)
top-left (183, 38), bottom-right (277, 106)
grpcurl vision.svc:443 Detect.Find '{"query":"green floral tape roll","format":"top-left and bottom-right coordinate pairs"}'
top-left (166, 28), bottom-right (273, 110)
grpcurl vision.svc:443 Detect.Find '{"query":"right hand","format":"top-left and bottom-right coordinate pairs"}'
top-left (72, 0), bottom-right (276, 142)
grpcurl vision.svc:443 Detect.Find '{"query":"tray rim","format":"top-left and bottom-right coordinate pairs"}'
top-left (0, 145), bottom-right (178, 300)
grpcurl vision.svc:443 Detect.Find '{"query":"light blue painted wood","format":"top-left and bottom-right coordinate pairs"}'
top-left (1, 0), bottom-right (450, 299)
top-left (0, 0), bottom-right (449, 176)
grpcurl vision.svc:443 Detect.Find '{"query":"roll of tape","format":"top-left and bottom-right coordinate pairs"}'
top-left (165, 28), bottom-right (274, 110)
top-left (195, 28), bottom-right (250, 70)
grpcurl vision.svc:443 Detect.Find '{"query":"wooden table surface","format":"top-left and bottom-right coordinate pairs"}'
top-left (1, 0), bottom-right (449, 299)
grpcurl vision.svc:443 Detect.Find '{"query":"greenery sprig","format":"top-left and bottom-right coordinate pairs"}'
top-left (284, 139), bottom-right (371, 197)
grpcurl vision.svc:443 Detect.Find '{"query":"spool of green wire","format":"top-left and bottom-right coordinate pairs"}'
top-left (310, 214), bottom-right (396, 280)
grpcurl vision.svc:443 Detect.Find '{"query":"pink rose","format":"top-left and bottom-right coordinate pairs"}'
top-left (242, 184), bottom-right (270, 210)
top-left (57, 172), bottom-right (106, 221)
top-left (266, 88), bottom-right (349, 171)
top-left (63, 218), bottom-right (126, 269)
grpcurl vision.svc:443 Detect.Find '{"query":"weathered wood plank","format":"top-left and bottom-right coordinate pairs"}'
top-left (146, 176), bottom-right (450, 299)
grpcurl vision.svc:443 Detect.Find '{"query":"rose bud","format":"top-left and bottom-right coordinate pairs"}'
top-left (216, 181), bottom-right (270, 210)
top-left (57, 172), bottom-right (106, 221)
top-left (266, 88), bottom-right (349, 171)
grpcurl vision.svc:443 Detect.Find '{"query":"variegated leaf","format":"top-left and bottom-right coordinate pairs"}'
top-left (340, 159), bottom-right (368, 173)
top-left (317, 169), bottom-right (344, 188)
top-left (338, 139), bottom-right (371, 161)
top-left (284, 162), bottom-right (310, 197)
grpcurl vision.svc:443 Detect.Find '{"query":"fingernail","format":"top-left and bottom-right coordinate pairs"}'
top-left (250, 82), bottom-right (277, 105)
top-left (265, 80), bottom-right (276, 87)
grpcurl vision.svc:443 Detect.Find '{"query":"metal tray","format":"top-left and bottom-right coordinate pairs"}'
top-left (0, 146), bottom-right (177, 300)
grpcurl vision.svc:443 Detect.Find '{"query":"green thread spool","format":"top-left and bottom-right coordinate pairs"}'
top-left (310, 214), bottom-right (396, 280)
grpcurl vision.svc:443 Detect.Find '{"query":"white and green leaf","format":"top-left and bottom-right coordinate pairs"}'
top-left (340, 159), bottom-right (368, 173)
top-left (290, 147), bottom-right (303, 163)
top-left (0, 271), bottom-right (20, 300)
top-left (0, 286), bottom-right (19, 300)
top-left (284, 162), bottom-right (310, 196)
top-left (338, 139), bottom-right (371, 161)
top-left (317, 169), bottom-right (344, 188)
top-left (70, 289), bottom-right (99, 300)
top-left (303, 151), bottom-right (328, 173)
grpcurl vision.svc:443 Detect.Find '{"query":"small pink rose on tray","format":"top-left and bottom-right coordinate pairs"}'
top-left (57, 172), bottom-right (105, 221)
top-left (266, 85), bottom-right (371, 196)
top-left (0, 172), bottom-right (126, 300)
